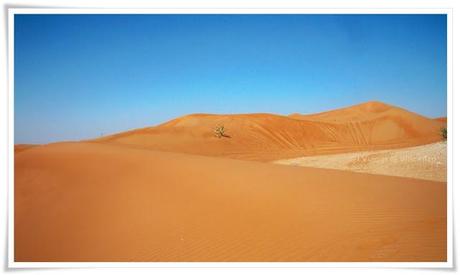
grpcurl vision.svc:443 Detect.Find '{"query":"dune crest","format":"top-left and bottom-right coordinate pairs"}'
top-left (435, 117), bottom-right (447, 122)
top-left (14, 144), bottom-right (38, 154)
top-left (92, 101), bottom-right (445, 161)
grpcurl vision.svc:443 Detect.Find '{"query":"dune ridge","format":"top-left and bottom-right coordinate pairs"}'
top-left (434, 117), bottom-right (447, 122)
top-left (14, 144), bottom-right (38, 154)
top-left (91, 101), bottom-right (445, 161)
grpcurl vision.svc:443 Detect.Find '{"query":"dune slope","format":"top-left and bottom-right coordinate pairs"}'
top-left (92, 101), bottom-right (445, 161)
top-left (14, 144), bottom-right (38, 154)
top-left (15, 142), bottom-right (446, 262)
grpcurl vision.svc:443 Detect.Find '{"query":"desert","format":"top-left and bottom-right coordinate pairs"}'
top-left (274, 142), bottom-right (447, 182)
top-left (14, 101), bottom-right (447, 262)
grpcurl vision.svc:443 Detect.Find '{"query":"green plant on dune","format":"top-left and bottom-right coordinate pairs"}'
top-left (214, 125), bottom-right (226, 138)
top-left (441, 127), bottom-right (447, 140)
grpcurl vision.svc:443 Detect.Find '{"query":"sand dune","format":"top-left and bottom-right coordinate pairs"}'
top-left (14, 144), bottom-right (38, 154)
top-left (434, 117), bottom-right (447, 128)
top-left (15, 142), bottom-right (446, 262)
top-left (275, 142), bottom-right (447, 182)
top-left (14, 101), bottom-right (447, 262)
top-left (92, 101), bottom-right (445, 161)
top-left (434, 117), bottom-right (447, 123)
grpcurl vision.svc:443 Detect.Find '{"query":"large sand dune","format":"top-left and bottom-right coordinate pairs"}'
top-left (15, 142), bottom-right (446, 262)
top-left (92, 101), bottom-right (444, 161)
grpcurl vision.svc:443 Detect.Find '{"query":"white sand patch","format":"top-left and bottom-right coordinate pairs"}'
top-left (274, 142), bottom-right (447, 182)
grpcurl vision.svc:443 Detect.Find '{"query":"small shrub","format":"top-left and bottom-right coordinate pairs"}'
top-left (214, 125), bottom-right (226, 138)
top-left (441, 127), bottom-right (447, 140)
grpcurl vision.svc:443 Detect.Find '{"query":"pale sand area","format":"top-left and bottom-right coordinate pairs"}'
top-left (274, 142), bottom-right (447, 182)
top-left (15, 142), bottom-right (446, 262)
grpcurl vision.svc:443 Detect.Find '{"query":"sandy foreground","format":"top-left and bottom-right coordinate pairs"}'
top-left (15, 142), bottom-right (446, 262)
top-left (274, 142), bottom-right (447, 182)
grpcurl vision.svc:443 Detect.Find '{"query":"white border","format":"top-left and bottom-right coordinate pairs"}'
top-left (7, 8), bottom-right (453, 269)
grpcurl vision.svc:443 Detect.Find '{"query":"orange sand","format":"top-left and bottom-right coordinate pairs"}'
top-left (14, 144), bottom-right (37, 154)
top-left (434, 117), bottom-right (447, 123)
top-left (14, 101), bottom-right (447, 262)
top-left (92, 101), bottom-right (445, 161)
top-left (15, 142), bottom-right (446, 262)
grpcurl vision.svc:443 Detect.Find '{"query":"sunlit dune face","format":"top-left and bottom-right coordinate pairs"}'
top-left (89, 101), bottom-right (446, 161)
top-left (15, 142), bottom-right (446, 262)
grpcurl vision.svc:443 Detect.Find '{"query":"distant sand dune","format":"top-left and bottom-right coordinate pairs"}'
top-left (15, 142), bottom-right (446, 262)
top-left (274, 142), bottom-right (447, 182)
top-left (14, 144), bottom-right (38, 154)
top-left (434, 117), bottom-right (447, 123)
top-left (92, 101), bottom-right (445, 161)
top-left (434, 117), bottom-right (447, 130)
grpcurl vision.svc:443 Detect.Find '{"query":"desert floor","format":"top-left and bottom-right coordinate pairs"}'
top-left (15, 142), bottom-right (446, 262)
top-left (14, 101), bottom-right (447, 262)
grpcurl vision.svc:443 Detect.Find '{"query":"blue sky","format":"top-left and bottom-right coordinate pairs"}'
top-left (15, 14), bottom-right (447, 144)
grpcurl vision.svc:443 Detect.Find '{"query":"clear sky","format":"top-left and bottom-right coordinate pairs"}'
top-left (14, 14), bottom-right (447, 144)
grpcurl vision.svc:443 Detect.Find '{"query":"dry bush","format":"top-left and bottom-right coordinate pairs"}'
top-left (214, 125), bottom-right (226, 138)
